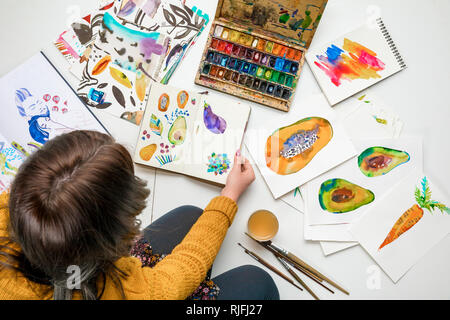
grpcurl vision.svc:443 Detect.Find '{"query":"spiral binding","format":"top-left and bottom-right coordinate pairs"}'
top-left (376, 17), bottom-right (407, 69)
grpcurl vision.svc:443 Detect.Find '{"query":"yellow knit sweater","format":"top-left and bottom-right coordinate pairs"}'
top-left (0, 192), bottom-right (238, 300)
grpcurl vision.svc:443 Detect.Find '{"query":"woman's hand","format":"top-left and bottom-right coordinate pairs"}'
top-left (221, 150), bottom-right (255, 202)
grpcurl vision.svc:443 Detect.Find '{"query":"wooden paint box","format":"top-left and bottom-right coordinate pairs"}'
top-left (195, 0), bottom-right (327, 111)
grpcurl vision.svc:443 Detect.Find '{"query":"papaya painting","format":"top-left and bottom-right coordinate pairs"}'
top-left (158, 93), bottom-right (170, 112)
top-left (378, 177), bottom-right (450, 250)
top-left (319, 178), bottom-right (374, 214)
top-left (358, 146), bottom-right (410, 177)
top-left (265, 117), bottom-right (333, 175)
top-left (177, 91), bottom-right (189, 109)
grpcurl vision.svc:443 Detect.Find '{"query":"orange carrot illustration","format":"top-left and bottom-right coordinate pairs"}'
top-left (379, 177), bottom-right (450, 250)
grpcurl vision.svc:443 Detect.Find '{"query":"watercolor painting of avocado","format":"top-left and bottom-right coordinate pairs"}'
top-left (304, 137), bottom-right (422, 228)
top-left (318, 178), bottom-right (375, 214)
top-left (358, 146), bottom-right (410, 177)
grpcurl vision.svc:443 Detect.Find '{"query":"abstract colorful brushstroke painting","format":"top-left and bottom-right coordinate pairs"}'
top-left (314, 38), bottom-right (386, 87)
top-left (378, 177), bottom-right (450, 250)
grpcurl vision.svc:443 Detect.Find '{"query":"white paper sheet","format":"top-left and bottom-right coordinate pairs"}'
top-left (350, 169), bottom-right (450, 282)
top-left (320, 241), bottom-right (358, 256)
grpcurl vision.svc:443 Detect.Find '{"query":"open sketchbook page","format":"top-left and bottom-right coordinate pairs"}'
top-left (0, 52), bottom-right (107, 156)
top-left (188, 94), bottom-right (250, 185)
top-left (134, 82), bottom-right (197, 174)
top-left (134, 83), bottom-right (251, 185)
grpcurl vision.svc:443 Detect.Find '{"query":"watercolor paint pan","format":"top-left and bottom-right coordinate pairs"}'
top-left (195, 0), bottom-right (327, 112)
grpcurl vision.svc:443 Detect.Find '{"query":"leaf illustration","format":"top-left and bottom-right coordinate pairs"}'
top-left (112, 86), bottom-right (126, 108)
top-left (170, 4), bottom-right (193, 22)
top-left (96, 102), bottom-right (112, 109)
top-left (163, 9), bottom-right (177, 28)
top-left (97, 83), bottom-right (108, 89)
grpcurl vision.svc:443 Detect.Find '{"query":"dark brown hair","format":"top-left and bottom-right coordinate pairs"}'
top-left (0, 130), bottom-right (150, 299)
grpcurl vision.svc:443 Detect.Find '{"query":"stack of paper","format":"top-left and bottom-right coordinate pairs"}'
top-left (54, 0), bottom-right (209, 126)
top-left (274, 91), bottom-right (449, 282)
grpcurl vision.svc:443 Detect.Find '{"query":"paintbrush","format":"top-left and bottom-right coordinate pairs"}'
top-left (245, 232), bottom-right (334, 294)
top-left (237, 243), bottom-right (303, 293)
top-left (275, 256), bottom-right (320, 300)
top-left (268, 242), bottom-right (349, 295)
top-left (245, 233), bottom-right (349, 295)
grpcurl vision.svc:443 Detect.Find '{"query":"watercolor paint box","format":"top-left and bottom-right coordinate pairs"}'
top-left (195, 0), bottom-right (328, 112)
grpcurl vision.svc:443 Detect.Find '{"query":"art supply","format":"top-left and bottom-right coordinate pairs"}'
top-left (134, 82), bottom-right (251, 186)
top-left (237, 243), bottom-right (304, 293)
top-left (244, 232), bottom-right (334, 293)
top-left (244, 232), bottom-right (349, 295)
top-left (306, 17), bottom-right (407, 106)
top-left (275, 256), bottom-right (320, 300)
top-left (195, 0), bottom-right (328, 112)
top-left (0, 52), bottom-right (108, 158)
top-left (247, 210), bottom-right (279, 241)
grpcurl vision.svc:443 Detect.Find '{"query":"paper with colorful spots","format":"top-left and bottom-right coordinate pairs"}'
top-left (306, 17), bottom-right (406, 106)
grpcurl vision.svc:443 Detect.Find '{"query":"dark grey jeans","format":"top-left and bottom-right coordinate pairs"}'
top-left (143, 205), bottom-right (280, 300)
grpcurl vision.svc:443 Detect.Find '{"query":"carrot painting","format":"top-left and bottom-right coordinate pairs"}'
top-left (378, 177), bottom-right (450, 250)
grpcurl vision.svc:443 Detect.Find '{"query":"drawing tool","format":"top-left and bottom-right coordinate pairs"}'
top-left (245, 232), bottom-right (334, 293)
top-left (269, 241), bottom-right (348, 295)
top-left (195, 0), bottom-right (328, 112)
top-left (237, 243), bottom-right (303, 293)
top-left (245, 232), bottom-right (340, 294)
top-left (275, 256), bottom-right (320, 300)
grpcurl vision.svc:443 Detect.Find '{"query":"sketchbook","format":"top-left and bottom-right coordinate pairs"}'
top-left (0, 52), bottom-right (108, 158)
top-left (134, 82), bottom-right (251, 185)
top-left (306, 17), bottom-right (406, 106)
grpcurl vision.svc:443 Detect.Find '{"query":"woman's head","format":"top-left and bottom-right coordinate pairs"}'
top-left (7, 130), bottom-right (150, 299)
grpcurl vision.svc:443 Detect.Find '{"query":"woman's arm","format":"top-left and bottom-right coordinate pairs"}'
top-left (140, 151), bottom-right (255, 299)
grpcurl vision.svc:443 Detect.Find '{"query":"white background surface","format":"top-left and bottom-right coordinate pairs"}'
top-left (0, 0), bottom-right (449, 299)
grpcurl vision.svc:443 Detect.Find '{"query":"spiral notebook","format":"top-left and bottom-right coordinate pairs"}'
top-left (306, 17), bottom-right (406, 106)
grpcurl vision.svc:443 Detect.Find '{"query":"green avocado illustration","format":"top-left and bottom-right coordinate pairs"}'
top-left (168, 116), bottom-right (187, 146)
top-left (319, 178), bottom-right (375, 213)
top-left (358, 146), bottom-right (410, 177)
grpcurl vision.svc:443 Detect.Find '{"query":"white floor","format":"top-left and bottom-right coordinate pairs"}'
top-left (1, 0), bottom-right (449, 299)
